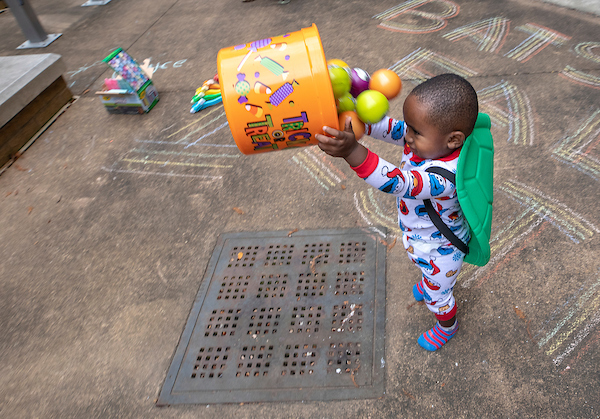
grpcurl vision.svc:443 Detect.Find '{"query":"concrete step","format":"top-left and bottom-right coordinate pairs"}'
top-left (0, 53), bottom-right (72, 168)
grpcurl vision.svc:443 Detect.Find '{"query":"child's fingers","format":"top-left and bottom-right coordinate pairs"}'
top-left (343, 116), bottom-right (354, 133)
top-left (316, 136), bottom-right (335, 155)
top-left (322, 125), bottom-right (342, 138)
top-left (315, 132), bottom-right (337, 146)
top-left (316, 129), bottom-right (344, 155)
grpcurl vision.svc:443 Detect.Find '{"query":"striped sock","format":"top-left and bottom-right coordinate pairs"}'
top-left (418, 321), bottom-right (458, 351)
top-left (412, 281), bottom-right (425, 302)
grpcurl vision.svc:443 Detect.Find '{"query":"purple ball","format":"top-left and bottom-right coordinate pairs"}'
top-left (350, 68), bottom-right (370, 98)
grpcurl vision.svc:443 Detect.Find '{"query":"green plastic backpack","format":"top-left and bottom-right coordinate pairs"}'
top-left (424, 113), bottom-right (494, 266)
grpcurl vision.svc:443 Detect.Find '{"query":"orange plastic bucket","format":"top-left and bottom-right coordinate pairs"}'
top-left (217, 24), bottom-right (339, 155)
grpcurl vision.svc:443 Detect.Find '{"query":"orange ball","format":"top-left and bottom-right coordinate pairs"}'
top-left (369, 69), bottom-right (402, 100)
top-left (338, 111), bottom-right (365, 140)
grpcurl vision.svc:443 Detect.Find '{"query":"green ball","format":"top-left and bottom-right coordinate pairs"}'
top-left (356, 90), bottom-right (389, 124)
top-left (336, 92), bottom-right (356, 113)
top-left (329, 66), bottom-right (351, 99)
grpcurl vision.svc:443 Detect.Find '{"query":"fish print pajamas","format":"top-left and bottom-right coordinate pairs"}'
top-left (352, 116), bottom-right (471, 321)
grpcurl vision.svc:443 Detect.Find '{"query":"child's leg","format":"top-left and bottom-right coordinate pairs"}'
top-left (418, 321), bottom-right (459, 351)
top-left (412, 279), bottom-right (426, 301)
top-left (404, 236), bottom-right (465, 350)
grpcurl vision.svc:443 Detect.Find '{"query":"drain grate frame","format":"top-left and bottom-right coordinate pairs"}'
top-left (157, 227), bottom-right (387, 405)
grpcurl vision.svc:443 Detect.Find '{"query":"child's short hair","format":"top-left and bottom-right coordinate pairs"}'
top-left (409, 74), bottom-right (479, 137)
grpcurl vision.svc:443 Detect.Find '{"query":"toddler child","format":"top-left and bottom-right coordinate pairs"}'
top-left (315, 73), bottom-right (479, 351)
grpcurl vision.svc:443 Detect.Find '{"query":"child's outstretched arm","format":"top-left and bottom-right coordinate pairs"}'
top-left (318, 117), bottom-right (456, 200)
top-left (367, 116), bottom-right (406, 146)
top-left (315, 116), bottom-right (368, 168)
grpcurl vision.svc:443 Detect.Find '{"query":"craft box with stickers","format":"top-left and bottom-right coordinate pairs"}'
top-left (96, 48), bottom-right (159, 114)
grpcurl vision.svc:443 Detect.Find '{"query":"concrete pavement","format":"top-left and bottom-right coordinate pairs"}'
top-left (1, 0), bottom-right (600, 417)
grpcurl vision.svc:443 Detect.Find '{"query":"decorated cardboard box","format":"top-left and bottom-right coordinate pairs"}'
top-left (96, 48), bottom-right (158, 114)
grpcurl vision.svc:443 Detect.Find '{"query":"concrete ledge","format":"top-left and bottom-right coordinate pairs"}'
top-left (541, 0), bottom-right (600, 16)
top-left (0, 53), bottom-right (68, 128)
top-left (0, 54), bottom-right (72, 168)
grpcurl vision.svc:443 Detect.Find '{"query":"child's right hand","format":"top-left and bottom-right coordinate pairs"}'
top-left (316, 116), bottom-right (368, 167)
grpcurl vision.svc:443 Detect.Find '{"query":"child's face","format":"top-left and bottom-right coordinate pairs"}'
top-left (402, 95), bottom-right (455, 160)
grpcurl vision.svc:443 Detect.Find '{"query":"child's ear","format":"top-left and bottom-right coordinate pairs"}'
top-left (447, 131), bottom-right (465, 149)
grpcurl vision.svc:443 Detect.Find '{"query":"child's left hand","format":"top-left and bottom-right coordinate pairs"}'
top-left (316, 117), bottom-right (368, 167)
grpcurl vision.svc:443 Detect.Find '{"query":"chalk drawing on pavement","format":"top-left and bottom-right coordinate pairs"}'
top-left (498, 180), bottom-right (598, 244)
top-left (460, 180), bottom-right (598, 289)
top-left (442, 17), bottom-right (510, 53)
top-left (503, 23), bottom-right (571, 63)
top-left (289, 146), bottom-right (348, 192)
top-left (552, 108), bottom-right (600, 181)
top-left (561, 66), bottom-right (600, 90)
top-left (535, 271), bottom-right (600, 368)
top-left (460, 207), bottom-right (547, 289)
top-left (102, 107), bottom-right (238, 180)
top-left (560, 42), bottom-right (600, 89)
top-left (478, 81), bottom-right (536, 146)
top-left (373, 0), bottom-right (459, 34)
top-left (353, 189), bottom-right (402, 237)
top-left (388, 52), bottom-right (535, 146)
top-left (388, 47), bottom-right (478, 85)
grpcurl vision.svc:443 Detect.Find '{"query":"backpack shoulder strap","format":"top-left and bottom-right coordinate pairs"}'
top-left (424, 167), bottom-right (468, 254)
top-left (425, 166), bottom-right (455, 185)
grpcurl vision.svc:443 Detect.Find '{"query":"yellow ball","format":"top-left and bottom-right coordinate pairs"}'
top-left (327, 58), bottom-right (349, 69)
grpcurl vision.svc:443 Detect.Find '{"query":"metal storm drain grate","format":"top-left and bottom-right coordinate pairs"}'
top-left (157, 228), bottom-right (386, 405)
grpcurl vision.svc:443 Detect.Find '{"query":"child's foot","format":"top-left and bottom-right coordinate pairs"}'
top-left (412, 282), bottom-right (424, 302)
top-left (418, 322), bottom-right (458, 351)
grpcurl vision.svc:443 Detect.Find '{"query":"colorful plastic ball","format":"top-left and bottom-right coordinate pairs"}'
top-left (329, 66), bottom-right (351, 99)
top-left (336, 92), bottom-right (356, 113)
top-left (356, 90), bottom-right (389, 124)
top-left (369, 69), bottom-right (402, 100)
top-left (350, 68), bottom-right (370, 98)
top-left (327, 58), bottom-right (349, 69)
top-left (339, 111), bottom-right (365, 140)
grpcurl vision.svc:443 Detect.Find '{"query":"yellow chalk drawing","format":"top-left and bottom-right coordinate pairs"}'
top-left (461, 179), bottom-right (598, 289)
top-left (552, 109), bottom-right (600, 180)
top-left (353, 190), bottom-right (402, 237)
top-left (536, 273), bottom-right (600, 366)
top-left (442, 17), bottom-right (510, 53)
top-left (389, 48), bottom-right (478, 84)
top-left (122, 158), bottom-right (233, 169)
top-left (295, 153), bottom-right (336, 188)
top-left (459, 208), bottom-right (542, 288)
top-left (545, 293), bottom-right (600, 356)
top-left (478, 81), bottom-right (535, 146)
top-left (373, 0), bottom-right (459, 34)
top-left (166, 106), bottom-right (225, 140)
top-left (498, 180), bottom-right (598, 243)
top-left (289, 147), bottom-right (348, 191)
top-left (291, 155), bottom-right (331, 191)
top-left (560, 43), bottom-right (600, 89)
top-left (106, 108), bottom-right (238, 180)
top-left (573, 42), bottom-right (600, 63)
top-left (560, 66), bottom-right (600, 90)
top-left (504, 23), bottom-right (570, 62)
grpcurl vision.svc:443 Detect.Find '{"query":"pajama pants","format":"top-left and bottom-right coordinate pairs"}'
top-left (403, 234), bottom-right (466, 321)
